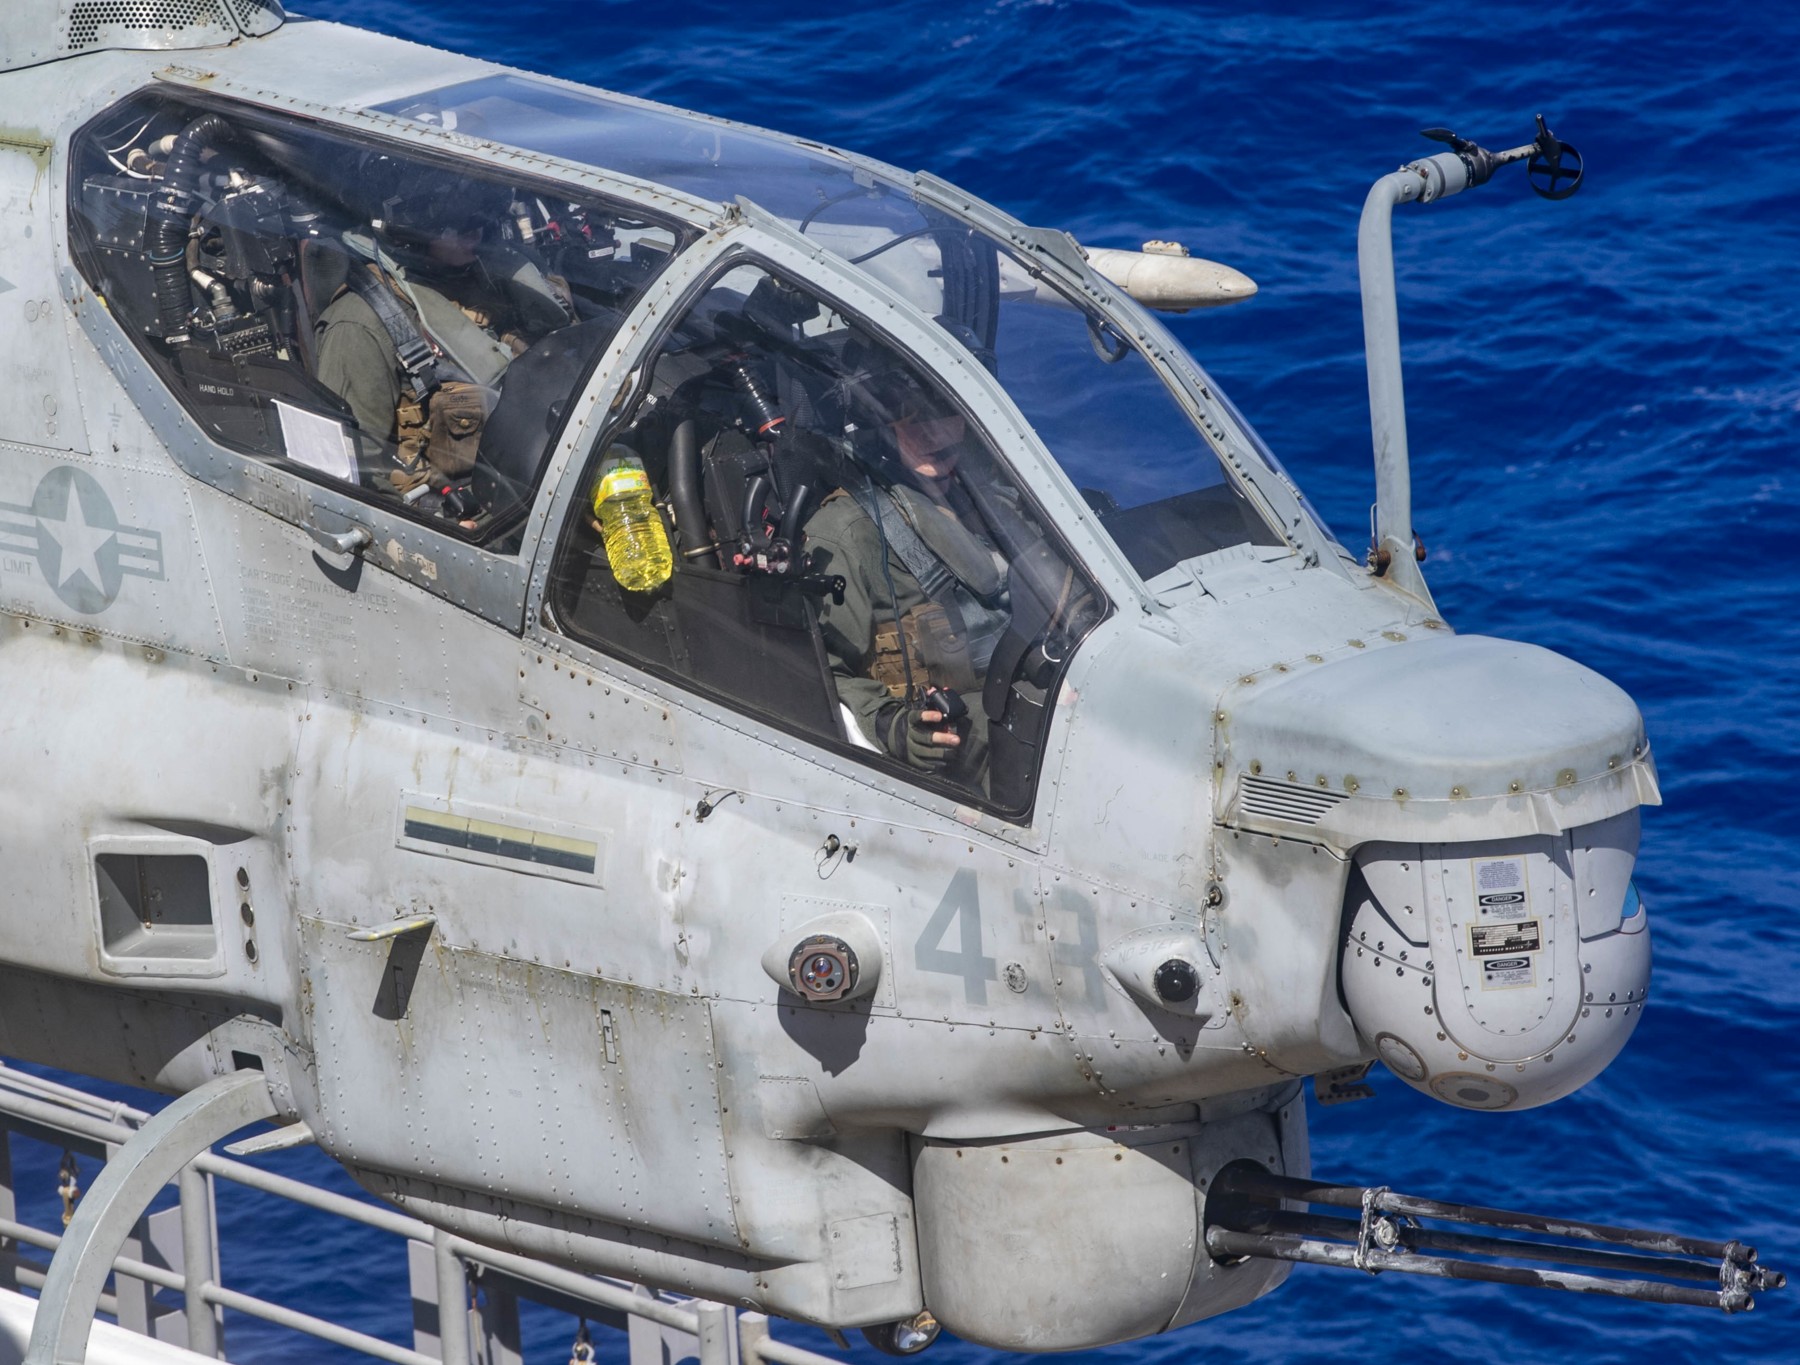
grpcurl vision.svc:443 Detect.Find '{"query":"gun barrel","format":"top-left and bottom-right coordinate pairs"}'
top-left (1205, 1162), bottom-right (1785, 1314)
top-left (1203, 1227), bottom-right (1744, 1310)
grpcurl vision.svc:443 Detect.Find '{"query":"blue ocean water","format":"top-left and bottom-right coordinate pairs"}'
top-left (10, 1), bottom-right (1799, 1361)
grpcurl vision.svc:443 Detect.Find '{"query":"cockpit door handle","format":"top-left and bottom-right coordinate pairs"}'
top-left (347, 913), bottom-right (436, 942)
top-left (306, 523), bottom-right (373, 556)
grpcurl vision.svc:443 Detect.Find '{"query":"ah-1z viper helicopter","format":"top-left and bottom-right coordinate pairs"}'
top-left (0, 1), bottom-right (1781, 1359)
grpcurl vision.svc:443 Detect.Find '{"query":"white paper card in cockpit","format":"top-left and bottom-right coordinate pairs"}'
top-left (275, 401), bottom-right (358, 483)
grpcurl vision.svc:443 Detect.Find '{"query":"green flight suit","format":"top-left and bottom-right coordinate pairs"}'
top-left (315, 244), bottom-right (568, 464)
top-left (803, 480), bottom-right (1007, 791)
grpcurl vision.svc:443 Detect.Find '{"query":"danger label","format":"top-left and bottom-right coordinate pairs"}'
top-left (1473, 856), bottom-right (1529, 916)
top-left (1482, 956), bottom-right (1536, 990)
top-left (1470, 920), bottom-right (1542, 957)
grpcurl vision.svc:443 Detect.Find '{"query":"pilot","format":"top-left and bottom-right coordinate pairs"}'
top-left (804, 376), bottom-right (1010, 789)
top-left (314, 165), bottom-right (573, 506)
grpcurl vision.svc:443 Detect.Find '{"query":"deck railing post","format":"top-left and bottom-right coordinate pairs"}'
top-left (696, 1302), bottom-right (733, 1365)
top-left (737, 1310), bottom-right (769, 1365)
top-left (472, 1268), bottom-right (522, 1365)
top-left (0, 1126), bottom-right (16, 1291)
top-left (178, 1163), bottom-right (221, 1358)
top-left (433, 1229), bottom-right (472, 1365)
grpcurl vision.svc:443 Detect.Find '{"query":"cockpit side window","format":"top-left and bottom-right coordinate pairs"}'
top-left (977, 268), bottom-right (1287, 578)
top-left (546, 259), bottom-right (1108, 818)
top-left (67, 91), bottom-right (691, 552)
top-left (787, 197), bottom-right (1289, 579)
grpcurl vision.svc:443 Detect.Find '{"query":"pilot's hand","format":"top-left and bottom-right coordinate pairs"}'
top-left (879, 702), bottom-right (962, 771)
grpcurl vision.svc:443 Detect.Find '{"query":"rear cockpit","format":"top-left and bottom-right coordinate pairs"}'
top-left (68, 89), bottom-right (693, 548)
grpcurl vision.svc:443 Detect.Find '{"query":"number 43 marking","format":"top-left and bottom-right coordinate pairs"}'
top-left (913, 869), bottom-right (997, 1005)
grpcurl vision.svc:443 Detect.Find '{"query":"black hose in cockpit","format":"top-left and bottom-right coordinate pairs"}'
top-left (667, 418), bottom-right (720, 567)
top-left (146, 113), bottom-right (233, 342)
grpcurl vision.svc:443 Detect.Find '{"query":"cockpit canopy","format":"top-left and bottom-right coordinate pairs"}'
top-left (378, 76), bottom-right (1294, 578)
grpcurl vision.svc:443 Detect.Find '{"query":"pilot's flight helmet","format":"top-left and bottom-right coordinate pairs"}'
top-left (836, 364), bottom-right (943, 485)
top-left (853, 362), bottom-right (972, 487)
top-left (356, 153), bottom-right (512, 250)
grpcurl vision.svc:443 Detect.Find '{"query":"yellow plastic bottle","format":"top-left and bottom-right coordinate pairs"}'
top-left (593, 451), bottom-right (673, 592)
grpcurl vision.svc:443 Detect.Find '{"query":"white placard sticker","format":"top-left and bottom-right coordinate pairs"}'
top-left (275, 401), bottom-right (358, 483)
top-left (1470, 920), bottom-right (1542, 958)
top-left (1473, 855), bottom-right (1530, 917)
top-left (1481, 955), bottom-right (1536, 990)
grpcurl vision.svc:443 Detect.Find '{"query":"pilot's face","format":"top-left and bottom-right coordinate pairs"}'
top-left (894, 412), bottom-right (965, 483)
top-left (428, 224), bottom-right (484, 267)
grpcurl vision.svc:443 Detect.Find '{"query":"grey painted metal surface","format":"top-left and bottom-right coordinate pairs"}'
top-left (0, 1064), bottom-right (850, 1365)
top-left (0, 0), bottom-right (1751, 1353)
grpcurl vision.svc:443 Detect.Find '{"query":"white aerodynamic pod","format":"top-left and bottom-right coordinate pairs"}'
top-left (1340, 811), bottom-right (1650, 1111)
top-left (1082, 241), bottom-right (1258, 311)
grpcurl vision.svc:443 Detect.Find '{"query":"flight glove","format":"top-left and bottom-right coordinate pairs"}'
top-left (878, 701), bottom-right (960, 771)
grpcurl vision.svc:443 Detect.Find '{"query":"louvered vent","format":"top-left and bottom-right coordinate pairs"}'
top-left (1237, 774), bottom-right (1348, 826)
top-left (67, 0), bottom-right (228, 49)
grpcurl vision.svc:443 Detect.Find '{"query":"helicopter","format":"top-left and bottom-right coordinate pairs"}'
top-left (0, 2), bottom-right (1782, 1361)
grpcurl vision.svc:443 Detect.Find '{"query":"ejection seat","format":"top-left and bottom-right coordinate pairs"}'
top-left (471, 312), bottom-right (622, 530)
top-left (296, 236), bottom-right (355, 369)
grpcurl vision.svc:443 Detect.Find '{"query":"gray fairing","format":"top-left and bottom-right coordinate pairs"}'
top-left (1218, 631), bottom-right (1658, 851)
top-left (0, 1), bottom-right (286, 75)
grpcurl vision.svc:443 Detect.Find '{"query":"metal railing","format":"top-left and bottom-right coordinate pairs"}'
top-left (0, 1063), bottom-right (845, 1365)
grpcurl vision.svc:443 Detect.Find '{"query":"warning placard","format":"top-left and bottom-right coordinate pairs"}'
top-left (1473, 856), bottom-right (1530, 917)
top-left (1482, 956), bottom-right (1536, 990)
top-left (1470, 920), bottom-right (1542, 958)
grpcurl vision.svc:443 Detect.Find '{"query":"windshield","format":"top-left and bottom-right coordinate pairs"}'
top-left (377, 76), bottom-right (1287, 577)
